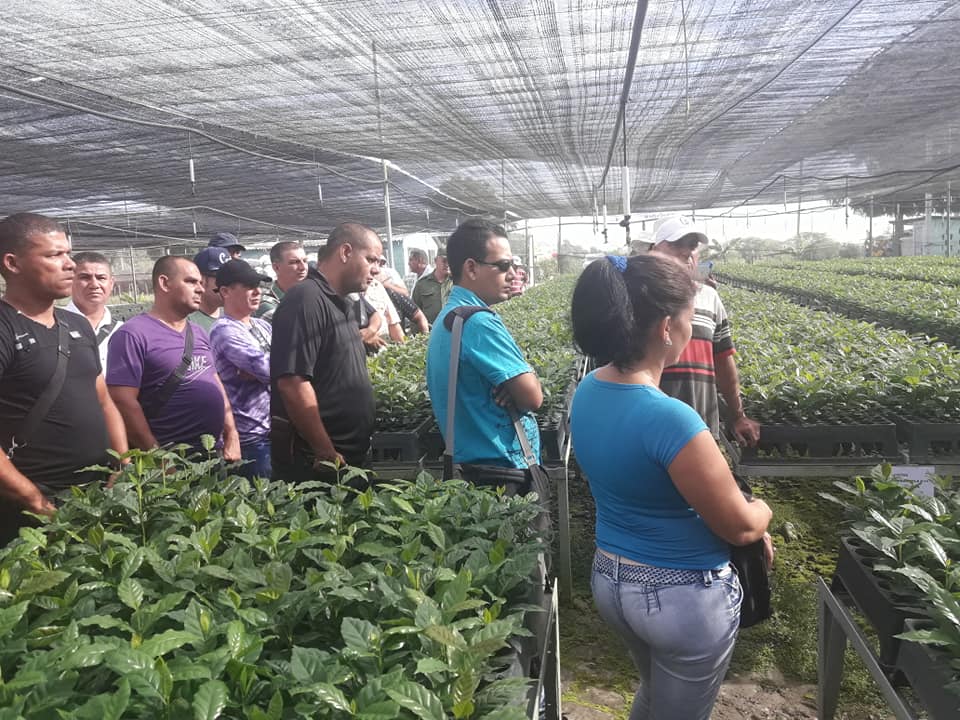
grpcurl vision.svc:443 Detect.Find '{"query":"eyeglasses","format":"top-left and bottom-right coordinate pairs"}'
top-left (476, 259), bottom-right (516, 273)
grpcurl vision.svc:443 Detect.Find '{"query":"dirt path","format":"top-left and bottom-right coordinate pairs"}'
top-left (561, 667), bottom-right (893, 720)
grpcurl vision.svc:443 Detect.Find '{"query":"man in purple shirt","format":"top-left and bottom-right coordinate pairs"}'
top-left (210, 260), bottom-right (272, 479)
top-left (107, 256), bottom-right (241, 460)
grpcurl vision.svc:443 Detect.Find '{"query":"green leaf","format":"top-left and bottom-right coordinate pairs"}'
top-left (307, 683), bottom-right (353, 713)
top-left (0, 600), bottom-right (29, 637)
top-left (423, 624), bottom-right (466, 649)
top-left (139, 629), bottom-right (197, 657)
top-left (919, 534), bottom-right (949, 568)
top-left (267, 690), bottom-right (283, 720)
top-left (193, 679), bottom-right (229, 720)
top-left (290, 646), bottom-right (330, 683)
top-left (392, 497), bottom-right (416, 514)
top-left (104, 647), bottom-right (154, 675)
top-left (226, 620), bottom-right (244, 659)
top-left (385, 681), bottom-right (445, 720)
top-left (342, 617), bottom-right (379, 652)
top-left (77, 614), bottom-right (133, 632)
top-left (118, 578), bottom-right (145, 610)
top-left (74, 679), bottom-right (131, 720)
top-left (121, 548), bottom-right (145, 579)
top-left (200, 565), bottom-right (235, 581)
top-left (235, 502), bottom-right (258, 531)
top-left (62, 642), bottom-right (117, 669)
top-left (356, 701), bottom-right (400, 720)
top-left (17, 570), bottom-right (70, 597)
top-left (425, 523), bottom-right (445, 550)
top-left (355, 542), bottom-right (395, 557)
top-left (415, 657), bottom-right (450, 675)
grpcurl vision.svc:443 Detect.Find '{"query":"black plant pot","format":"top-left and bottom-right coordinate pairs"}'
top-left (897, 619), bottom-right (960, 720)
top-left (832, 535), bottom-right (926, 666)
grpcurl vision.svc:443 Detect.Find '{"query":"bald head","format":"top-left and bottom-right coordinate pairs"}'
top-left (317, 222), bottom-right (378, 261)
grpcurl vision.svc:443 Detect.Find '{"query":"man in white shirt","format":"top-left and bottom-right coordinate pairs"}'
top-left (65, 251), bottom-right (123, 372)
top-left (403, 248), bottom-right (432, 292)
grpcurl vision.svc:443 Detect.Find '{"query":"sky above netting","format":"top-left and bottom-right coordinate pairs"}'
top-left (3, 0), bottom-right (960, 246)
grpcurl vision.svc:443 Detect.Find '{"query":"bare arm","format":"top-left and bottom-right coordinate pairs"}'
top-left (715, 353), bottom-right (760, 446)
top-left (382, 279), bottom-right (409, 296)
top-left (668, 431), bottom-right (771, 546)
top-left (0, 455), bottom-right (54, 516)
top-left (411, 309), bottom-right (429, 335)
top-left (360, 312), bottom-right (387, 353)
top-left (276, 375), bottom-right (343, 464)
top-left (497, 371), bottom-right (543, 414)
top-left (213, 374), bottom-right (241, 462)
top-left (96, 375), bottom-right (128, 455)
top-left (108, 385), bottom-right (159, 451)
top-left (387, 321), bottom-right (404, 343)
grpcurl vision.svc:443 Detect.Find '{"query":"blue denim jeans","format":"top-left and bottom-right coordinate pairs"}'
top-left (590, 553), bottom-right (742, 720)
top-left (238, 439), bottom-right (272, 480)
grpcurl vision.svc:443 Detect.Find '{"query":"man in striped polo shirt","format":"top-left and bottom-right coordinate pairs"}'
top-left (651, 216), bottom-right (760, 446)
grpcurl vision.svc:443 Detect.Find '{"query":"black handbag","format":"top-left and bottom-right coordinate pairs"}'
top-left (441, 306), bottom-right (553, 512)
top-left (730, 474), bottom-right (772, 628)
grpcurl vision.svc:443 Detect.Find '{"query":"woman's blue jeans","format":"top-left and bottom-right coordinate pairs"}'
top-left (590, 555), bottom-right (742, 720)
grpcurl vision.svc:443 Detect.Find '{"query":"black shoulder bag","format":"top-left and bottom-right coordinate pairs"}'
top-left (141, 322), bottom-right (194, 418)
top-left (729, 473), bottom-right (773, 627)
top-left (441, 307), bottom-right (553, 511)
top-left (4, 320), bottom-right (71, 459)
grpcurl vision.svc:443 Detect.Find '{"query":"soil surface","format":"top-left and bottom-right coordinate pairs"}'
top-left (561, 666), bottom-right (893, 720)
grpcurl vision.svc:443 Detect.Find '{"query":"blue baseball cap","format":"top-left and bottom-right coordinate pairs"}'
top-left (208, 231), bottom-right (246, 252)
top-left (193, 247), bottom-right (230, 276)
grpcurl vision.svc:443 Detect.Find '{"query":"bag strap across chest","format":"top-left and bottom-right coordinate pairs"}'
top-left (5, 317), bottom-right (71, 458)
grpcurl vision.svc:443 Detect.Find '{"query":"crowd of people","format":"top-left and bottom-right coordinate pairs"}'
top-left (0, 209), bottom-right (771, 719)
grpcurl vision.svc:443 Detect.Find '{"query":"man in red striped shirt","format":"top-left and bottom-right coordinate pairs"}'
top-left (651, 216), bottom-right (760, 446)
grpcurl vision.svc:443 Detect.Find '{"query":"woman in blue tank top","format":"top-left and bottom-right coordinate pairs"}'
top-left (569, 254), bottom-right (773, 720)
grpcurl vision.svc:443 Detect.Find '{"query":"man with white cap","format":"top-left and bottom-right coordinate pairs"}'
top-left (651, 215), bottom-right (760, 446)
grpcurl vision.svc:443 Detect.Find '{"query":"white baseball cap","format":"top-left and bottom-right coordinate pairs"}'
top-left (653, 215), bottom-right (709, 246)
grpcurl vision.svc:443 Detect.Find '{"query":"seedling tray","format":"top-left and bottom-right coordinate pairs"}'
top-left (832, 536), bottom-right (925, 666)
top-left (370, 417), bottom-right (432, 461)
top-left (892, 414), bottom-right (960, 463)
top-left (737, 422), bottom-right (900, 461)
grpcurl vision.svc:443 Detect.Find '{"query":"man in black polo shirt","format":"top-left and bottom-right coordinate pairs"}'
top-left (0, 213), bottom-right (128, 545)
top-left (270, 223), bottom-right (383, 482)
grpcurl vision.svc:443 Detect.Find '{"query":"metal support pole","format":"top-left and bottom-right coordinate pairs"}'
top-left (372, 40), bottom-right (394, 268)
top-left (128, 246), bottom-right (139, 303)
top-left (947, 182), bottom-right (952, 258)
top-left (557, 216), bottom-right (562, 274)
top-left (868, 196), bottom-right (874, 254)
top-left (796, 161), bottom-right (803, 239)
top-left (383, 161), bottom-right (395, 268)
top-left (525, 218), bottom-right (535, 287)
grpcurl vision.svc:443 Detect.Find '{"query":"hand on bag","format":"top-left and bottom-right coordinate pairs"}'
top-left (762, 531), bottom-right (775, 572)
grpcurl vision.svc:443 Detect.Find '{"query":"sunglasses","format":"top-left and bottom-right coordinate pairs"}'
top-left (476, 259), bottom-right (516, 273)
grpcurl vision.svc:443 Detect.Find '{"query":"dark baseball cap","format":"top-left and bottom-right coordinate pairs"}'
top-left (208, 231), bottom-right (246, 252)
top-left (215, 259), bottom-right (271, 289)
top-left (193, 247), bottom-right (230, 276)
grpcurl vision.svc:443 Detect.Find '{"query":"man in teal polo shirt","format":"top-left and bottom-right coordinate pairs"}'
top-left (426, 219), bottom-right (543, 470)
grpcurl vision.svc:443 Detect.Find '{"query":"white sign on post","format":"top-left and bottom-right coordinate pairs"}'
top-left (890, 465), bottom-right (936, 497)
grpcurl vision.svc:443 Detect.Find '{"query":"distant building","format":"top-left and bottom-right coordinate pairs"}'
top-left (897, 215), bottom-right (960, 256)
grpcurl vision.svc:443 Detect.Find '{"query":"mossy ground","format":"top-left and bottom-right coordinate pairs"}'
top-left (557, 469), bottom-right (890, 718)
